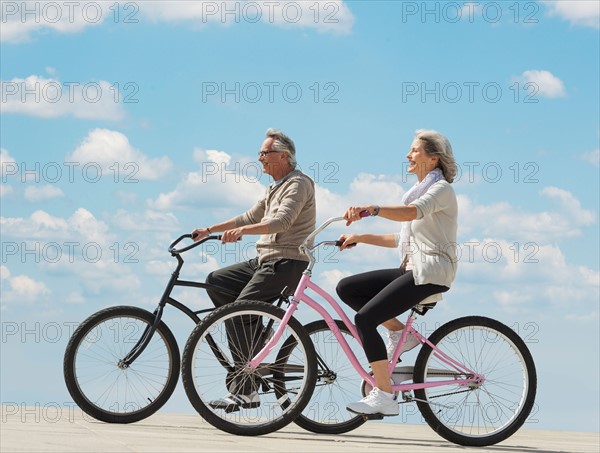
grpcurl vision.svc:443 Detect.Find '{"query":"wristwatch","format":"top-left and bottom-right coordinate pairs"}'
top-left (371, 206), bottom-right (380, 216)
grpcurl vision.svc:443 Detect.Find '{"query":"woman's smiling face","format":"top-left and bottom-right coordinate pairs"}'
top-left (406, 138), bottom-right (438, 181)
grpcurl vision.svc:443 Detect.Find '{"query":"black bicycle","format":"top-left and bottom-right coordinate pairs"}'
top-left (64, 234), bottom-right (333, 435)
top-left (63, 234), bottom-right (248, 423)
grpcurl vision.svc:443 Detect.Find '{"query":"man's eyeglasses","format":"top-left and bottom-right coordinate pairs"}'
top-left (258, 150), bottom-right (278, 158)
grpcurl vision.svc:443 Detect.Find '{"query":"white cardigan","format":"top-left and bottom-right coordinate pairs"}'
top-left (401, 180), bottom-right (458, 289)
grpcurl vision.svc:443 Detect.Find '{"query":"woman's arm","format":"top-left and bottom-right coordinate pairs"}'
top-left (343, 205), bottom-right (417, 226)
top-left (338, 233), bottom-right (398, 250)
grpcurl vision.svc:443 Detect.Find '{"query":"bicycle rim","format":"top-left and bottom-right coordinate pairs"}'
top-left (183, 302), bottom-right (316, 435)
top-left (67, 308), bottom-right (178, 421)
top-left (414, 317), bottom-right (536, 446)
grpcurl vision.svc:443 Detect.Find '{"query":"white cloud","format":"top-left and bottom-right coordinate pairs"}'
top-left (456, 238), bottom-right (599, 318)
top-left (149, 149), bottom-right (266, 211)
top-left (0, 1), bottom-right (354, 42)
top-left (0, 208), bottom-right (144, 300)
top-left (1, 75), bottom-right (126, 120)
top-left (315, 268), bottom-right (353, 295)
top-left (67, 129), bottom-right (173, 180)
top-left (0, 265), bottom-right (10, 280)
top-left (65, 291), bottom-right (85, 304)
top-left (112, 209), bottom-right (180, 232)
top-left (194, 148), bottom-right (232, 166)
top-left (0, 266), bottom-right (51, 306)
top-left (24, 185), bottom-right (64, 202)
top-left (139, 1), bottom-right (355, 35)
top-left (316, 173), bottom-right (407, 229)
top-left (581, 148), bottom-right (600, 167)
top-left (515, 70), bottom-right (566, 98)
top-left (0, 184), bottom-right (13, 198)
top-left (543, 0), bottom-right (600, 29)
top-left (458, 187), bottom-right (595, 242)
top-left (1, 148), bottom-right (16, 177)
top-left (0, 208), bottom-right (112, 244)
top-left (0, 1), bottom-right (109, 42)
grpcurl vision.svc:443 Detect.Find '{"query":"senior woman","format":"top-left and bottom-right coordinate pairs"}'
top-left (337, 129), bottom-right (458, 416)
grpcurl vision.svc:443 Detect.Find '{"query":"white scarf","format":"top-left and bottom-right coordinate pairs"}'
top-left (399, 167), bottom-right (445, 263)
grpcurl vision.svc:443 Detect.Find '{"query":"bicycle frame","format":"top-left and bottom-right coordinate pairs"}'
top-left (249, 217), bottom-right (482, 393)
top-left (121, 235), bottom-right (239, 367)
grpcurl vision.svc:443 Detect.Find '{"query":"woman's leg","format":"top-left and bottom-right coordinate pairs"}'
top-left (355, 271), bottom-right (448, 393)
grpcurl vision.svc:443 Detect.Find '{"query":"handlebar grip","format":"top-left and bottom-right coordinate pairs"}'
top-left (359, 210), bottom-right (371, 218)
top-left (335, 240), bottom-right (357, 248)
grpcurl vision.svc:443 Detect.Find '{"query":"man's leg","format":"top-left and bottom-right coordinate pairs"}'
top-left (230, 259), bottom-right (308, 395)
top-left (205, 260), bottom-right (257, 307)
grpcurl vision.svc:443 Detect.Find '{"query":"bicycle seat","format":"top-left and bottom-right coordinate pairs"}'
top-left (413, 302), bottom-right (437, 316)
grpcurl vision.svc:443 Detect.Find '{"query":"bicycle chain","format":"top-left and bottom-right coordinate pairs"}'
top-left (400, 372), bottom-right (475, 402)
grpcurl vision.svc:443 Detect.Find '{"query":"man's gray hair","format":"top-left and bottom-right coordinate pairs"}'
top-left (265, 128), bottom-right (297, 169)
top-left (414, 129), bottom-right (457, 183)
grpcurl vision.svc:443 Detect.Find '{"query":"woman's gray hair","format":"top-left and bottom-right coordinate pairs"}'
top-left (414, 129), bottom-right (457, 183)
top-left (265, 128), bottom-right (297, 169)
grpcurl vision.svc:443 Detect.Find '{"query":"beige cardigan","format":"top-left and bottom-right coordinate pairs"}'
top-left (235, 170), bottom-right (316, 263)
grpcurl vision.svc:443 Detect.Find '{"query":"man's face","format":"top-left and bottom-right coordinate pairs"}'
top-left (258, 137), bottom-right (286, 177)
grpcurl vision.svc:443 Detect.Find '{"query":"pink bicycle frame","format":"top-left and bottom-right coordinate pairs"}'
top-left (250, 273), bottom-right (481, 392)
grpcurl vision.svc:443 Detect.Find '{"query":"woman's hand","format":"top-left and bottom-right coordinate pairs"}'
top-left (337, 234), bottom-right (360, 250)
top-left (343, 206), bottom-right (372, 226)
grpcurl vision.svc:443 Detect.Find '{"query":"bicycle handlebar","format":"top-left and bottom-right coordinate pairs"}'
top-left (168, 234), bottom-right (223, 254)
top-left (300, 210), bottom-right (370, 267)
top-left (301, 210), bottom-right (370, 250)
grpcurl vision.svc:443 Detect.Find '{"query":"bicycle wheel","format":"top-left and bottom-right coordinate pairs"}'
top-left (63, 306), bottom-right (180, 423)
top-left (278, 320), bottom-right (367, 434)
top-left (413, 316), bottom-right (537, 447)
top-left (181, 300), bottom-right (317, 436)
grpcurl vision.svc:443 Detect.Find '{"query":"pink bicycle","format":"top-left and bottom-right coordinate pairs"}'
top-left (181, 216), bottom-right (537, 446)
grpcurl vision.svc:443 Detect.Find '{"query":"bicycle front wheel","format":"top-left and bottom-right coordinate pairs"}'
top-left (181, 300), bottom-right (317, 436)
top-left (413, 316), bottom-right (537, 446)
top-left (279, 320), bottom-right (366, 434)
top-left (63, 306), bottom-right (180, 423)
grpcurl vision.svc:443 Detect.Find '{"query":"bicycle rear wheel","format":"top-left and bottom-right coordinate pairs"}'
top-left (181, 300), bottom-right (317, 436)
top-left (63, 306), bottom-right (180, 423)
top-left (413, 316), bottom-right (537, 446)
top-left (278, 320), bottom-right (367, 434)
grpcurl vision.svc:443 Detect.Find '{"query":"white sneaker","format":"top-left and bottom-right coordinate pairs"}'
top-left (209, 391), bottom-right (260, 412)
top-left (346, 387), bottom-right (398, 416)
top-left (386, 329), bottom-right (420, 362)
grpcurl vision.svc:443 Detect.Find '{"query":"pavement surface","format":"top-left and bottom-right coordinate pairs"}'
top-left (1, 406), bottom-right (598, 453)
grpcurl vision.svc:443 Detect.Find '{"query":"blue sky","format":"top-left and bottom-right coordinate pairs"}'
top-left (1, 0), bottom-right (599, 434)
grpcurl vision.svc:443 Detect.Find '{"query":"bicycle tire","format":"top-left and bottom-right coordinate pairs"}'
top-left (181, 300), bottom-right (317, 436)
top-left (413, 316), bottom-right (537, 446)
top-left (278, 320), bottom-right (367, 434)
top-left (63, 306), bottom-right (180, 423)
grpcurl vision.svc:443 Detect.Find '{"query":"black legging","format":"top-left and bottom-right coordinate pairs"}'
top-left (336, 268), bottom-right (449, 363)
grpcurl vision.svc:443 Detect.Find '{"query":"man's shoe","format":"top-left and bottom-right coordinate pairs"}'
top-left (346, 387), bottom-right (399, 416)
top-left (209, 392), bottom-right (260, 413)
top-left (386, 329), bottom-right (420, 362)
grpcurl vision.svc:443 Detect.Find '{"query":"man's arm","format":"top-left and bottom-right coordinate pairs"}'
top-left (192, 195), bottom-right (267, 242)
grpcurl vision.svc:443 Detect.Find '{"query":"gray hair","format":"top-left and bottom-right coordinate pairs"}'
top-left (265, 128), bottom-right (297, 169)
top-left (414, 129), bottom-right (457, 183)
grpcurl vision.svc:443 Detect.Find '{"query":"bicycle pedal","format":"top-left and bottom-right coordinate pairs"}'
top-left (363, 414), bottom-right (385, 421)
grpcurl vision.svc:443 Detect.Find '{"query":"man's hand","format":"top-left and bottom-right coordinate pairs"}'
top-left (191, 228), bottom-right (211, 242)
top-left (221, 227), bottom-right (245, 243)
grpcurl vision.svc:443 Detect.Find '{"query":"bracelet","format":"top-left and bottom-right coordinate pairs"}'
top-left (372, 206), bottom-right (380, 216)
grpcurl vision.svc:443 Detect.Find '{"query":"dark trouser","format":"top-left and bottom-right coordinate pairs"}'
top-left (336, 268), bottom-right (449, 363)
top-left (206, 258), bottom-right (308, 394)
